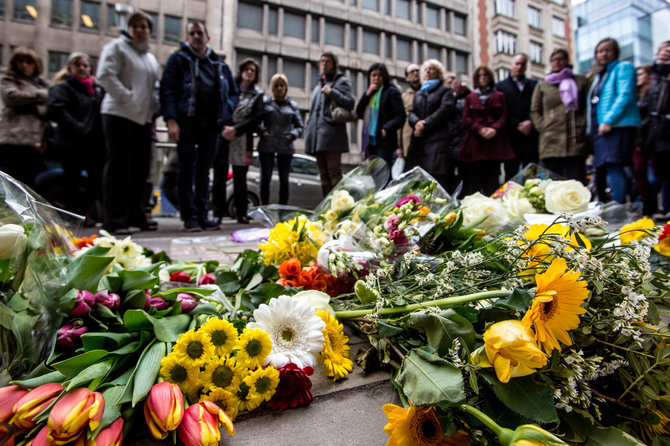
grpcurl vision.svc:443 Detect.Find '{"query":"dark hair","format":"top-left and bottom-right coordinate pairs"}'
top-left (367, 63), bottom-right (390, 87)
top-left (595, 37), bottom-right (620, 60)
top-left (550, 48), bottom-right (569, 61)
top-left (8, 47), bottom-right (43, 76)
top-left (187, 20), bottom-right (208, 37)
top-left (128, 11), bottom-right (153, 32)
top-left (472, 65), bottom-right (495, 89)
top-left (235, 57), bottom-right (260, 86)
top-left (319, 51), bottom-right (338, 69)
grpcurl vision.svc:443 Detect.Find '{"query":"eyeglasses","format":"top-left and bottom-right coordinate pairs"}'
top-left (407, 69), bottom-right (419, 75)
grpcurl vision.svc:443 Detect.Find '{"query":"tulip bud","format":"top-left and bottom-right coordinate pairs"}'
top-left (87, 417), bottom-right (123, 446)
top-left (0, 224), bottom-right (28, 260)
top-left (144, 293), bottom-right (169, 311)
top-left (178, 401), bottom-right (234, 446)
top-left (177, 293), bottom-right (199, 313)
top-left (70, 290), bottom-right (95, 317)
top-left (47, 387), bottom-right (104, 445)
top-left (0, 385), bottom-right (28, 423)
top-left (94, 290), bottom-right (120, 311)
top-left (56, 321), bottom-right (88, 349)
top-left (198, 273), bottom-right (216, 285)
top-left (170, 272), bottom-right (191, 283)
top-left (143, 382), bottom-right (184, 440)
top-left (11, 383), bottom-right (64, 429)
top-left (25, 425), bottom-right (50, 446)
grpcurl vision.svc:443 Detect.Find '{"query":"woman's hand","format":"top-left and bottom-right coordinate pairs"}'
top-left (598, 123), bottom-right (612, 135)
top-left (478, 127), bottom-right (496, 139)
top-left (222, 126), bottom-right (236, 141)
top-left (413, 120), bottom-right (426, 136)
top-left (367, 83), bottom-right (380, 96)
top-left (381, 129), bottom-right (387, 138)
top-left (321, 84), bottom-right (332, 95)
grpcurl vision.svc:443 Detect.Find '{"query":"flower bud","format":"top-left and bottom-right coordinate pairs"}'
top-left (70, 290), bottom-right (95, 317)
top-left (47, 387), bottom-right (105, 445)
top-left (144, 382), bottom-right (184, 440)
top-left (170, 271), bottom-right (192, 283)
top-left (0, 224), bottom-right (28, 260)
top-left (144, 293), bottom-right (169, 311)
top-left (57, 321), bottom-right (88, 349)
top-left (94, 290), bottom-right (120, 311)
top-left (86, 417), bottom-right (123, 446)
top-left (11, 383), bottom-right (64, 429)
top-left (0, 385), bottom-right (28, 423)
top-left (198, 273), bottom-right (216, 285)
top-left (177, 293), bottom-right (199, 313)
top-left (178, 401), bottom-right (234, 446)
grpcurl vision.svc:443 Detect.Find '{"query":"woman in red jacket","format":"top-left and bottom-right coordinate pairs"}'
top-left (458, 66), bottom-right (515, 196)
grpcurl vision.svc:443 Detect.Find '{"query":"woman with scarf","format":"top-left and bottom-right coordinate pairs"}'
top-left (47, 53), bottom-right (106, 221)
top-left (405, 59), bottom-right (455, 191)
top-left (355, 63), bottom-right (405, 167)
top-left (221, 58), bottom-right (263, 223)
top-left (530, 48), bottom-right (589, 184)
top-left (458, 65), bottom-right (514, 196)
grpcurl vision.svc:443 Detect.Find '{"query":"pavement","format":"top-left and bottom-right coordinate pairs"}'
top-left (77, 217), bottom-right (398, 446)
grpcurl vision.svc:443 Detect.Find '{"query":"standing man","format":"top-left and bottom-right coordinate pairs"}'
top-left (496, 53), bottom-right (538, 180)
top-left (397, 63), bottom-right (421, 159)
top-left (304, 52), bottom-right (355, 196)
top-left (160, 20), bottom-right (238, 232)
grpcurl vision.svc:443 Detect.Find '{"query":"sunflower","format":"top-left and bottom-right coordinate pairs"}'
top-left (317, 310), bottom-right (353, 381)
top-left (235, 328), bottom-right (273, 370)
top-left (247, 295), bottom-right (326, 369)
top-left (173, 329), bottom-right (215, 368)
top-left (521, 258), bottom-right (589, 353)
top-left (203, 355), bottom-right (243, 393)
top-left (383, 404), bottom-right (471, 446)
top-left (200, 317), bottom-right (239, 357)
top-left (201, 387), bottom-right (239, 421)
top-left (236, 380), bottom-right (262, 412)
top-left (159, 353), bottom-right (199, 391)
top-left (243, 366), bottom-right (280, 406)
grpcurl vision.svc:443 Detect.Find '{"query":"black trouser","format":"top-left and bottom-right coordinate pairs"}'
top-left (540, 156), bottom-right (587, 185)
top-left (176, 118), bottom-right (218, 223)
top-left (233, 165), bottom-right (248, 219)
top-left (0, 144), bottom-right (45, 189)
top-left (101, 115), bottom-right (152, 230)
top-left (462, 160), bottom-right (500, 196)
top-left (212, 138), bottom-right (229, 218)
top-left (62, 142), bottom-right (105, 215)
top-left (259, 152), bottom-right (292, 205)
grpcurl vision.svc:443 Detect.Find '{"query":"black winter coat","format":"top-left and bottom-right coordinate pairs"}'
top-left (641, 76), bottom-right (670, 154)
top-left (355, 83), bottom-right (405, 153)
top-left (405, 84), bottom-right (456, 174)
top-left (257, 98), bottom-right (303, 155)
top-left (496, 76), bottom-right (539, 163)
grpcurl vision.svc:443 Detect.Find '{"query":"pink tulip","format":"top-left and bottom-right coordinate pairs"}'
top-left (11, 383), bottom-right (64, 429)
top-left (85, 417), bottom-right (123, 446)
top-left (0, 385), bottom-right (28, 422)
top-left (47, 387), bottom-right (104, 445)
top-left (56, 321), bottom-right (88, 349)
top-left (144, 382), bottom-right (184, 440)
top-left (144, 293), bottom-right (169, 311)
top-left (94, 290), bottom-right (120, 311)
top-left (170, 271), bottom-right (191, 283)
top-left (177, 293), bottom-right (199, 313)
top-left (197, 273), bottom-right (216, 285)
top-left (71, 290), bottom-right (95, 316)
top-left (178, 401), bottom-right (234, 446)
top-left (25, 426), bottom-right (51, 446)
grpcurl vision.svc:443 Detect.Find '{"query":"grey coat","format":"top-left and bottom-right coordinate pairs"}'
top-left (0, 70), bottom-right (49, 147)
top-left (257, 97), bottom-right (303, 155)
top-left (304, 70), bottom-right (355, 154)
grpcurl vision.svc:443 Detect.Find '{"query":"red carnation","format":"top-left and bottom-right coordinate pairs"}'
top-left (170, 271), bottom-right (192, 283)
top-left (266, 363), bottom-right (314, 411)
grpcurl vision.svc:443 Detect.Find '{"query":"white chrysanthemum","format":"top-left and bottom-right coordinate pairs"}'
top-left (93, 232), bottom-right (150, 270)
top-left (247, 294), bottom-right (326, 369)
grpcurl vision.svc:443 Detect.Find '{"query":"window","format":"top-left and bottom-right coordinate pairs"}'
top-left (48, 50), bottom-right (68, 77)
top-left (89, 54), bottom-right (98, 74)
top-left (395, 0), bottom-right (409, 19)
top-left (283, 11), bottom-right (305, 39)
top-left (385, 34), bottom-right (391, 59)
top-left (350, 121), bottom-right (358, 143)
top-left (51, 0), bottom-right (72, 27)
top-left (552, 17), bottom-right (565, 37)
top-left (311, 64), bottom-right (320, 89)
top-left (496, 67), bottom-right (510, 82)
top-left (454, 14), bottom-right (466, 36)
top-left (528, 6), bottom-right (540, 28)
top-left (415, 2), bottom-right (421, 24)
top-left (495, 0), bottom-right (514, 18)
top-left (164, 15), bottom-right (181, 43)
top-left (495, 30), bottom-right (516, 55)
top-left (266, 56), bottom-right (277, 84)
top-left (106, 4), bottom-right (120, 33)
top-left (14, 0), bottom-right (37, 22)
top-left (311, 17), bottom-right (320, 43)
top-left (385, 0), bottom-right (391, 15)
top-left (350, 27), bottom-right (357, 50)
top-left (362, 30), bottom-right (379, 55)
top-left (427, 45), bottom-right (440, 61)
top-left (0, 0), bottom-right (4, 17)
top-left (142, 11), bottom-right (158, 40)
top-left (425, 5), bottom-right (439, 29)
top-left (455, 52), bottom-right (467, 74)
top-left (237, 1), bottom-right (262, 31)
top-left (268, 7), bottom-right (278, 34)
top-left (79, 1), bottom-right (100, 31)
top-left (529, 41), bottom-right (542, 64)
top-left (362, 0), bottom-right (378, 11)
top-left (283, 59), bottom-right (305, 89)
top-left (396, 37), bottom-right (411, 61)
top-left (325, 21), bottom-right (344, 47)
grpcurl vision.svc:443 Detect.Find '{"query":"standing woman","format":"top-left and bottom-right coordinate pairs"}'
top-left (0, 47), bottom-right (49, 188)
top-left (257, 73), bottom-right (303, 205)
top-left (458, 66), bottom-right (514, 196)
top-left (405, 59), bottom-right (455, 190)
top-left (47, 53), bottom-right (105, 220)
top-left (587, 37), bottom-right (640, 204)
top-left (221, 58), bottom-right (263, 223)
top-left (530, 49), bottom-right (589, 183)
top-left (355, 63), bottom-right (405, 167)
top-left (96, 11), bottom-right (160, 234)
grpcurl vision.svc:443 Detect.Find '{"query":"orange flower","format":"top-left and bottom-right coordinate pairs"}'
top-left (144, 382), bottom-right (184, 440)
top-left (11, 383), bottom-right (64, 429)
top-left (47, 388), bottom-right (104, 445)
top-left (278, 258), bottom-right (302, 279)
top-left (73, 235), bottom-right (98, 249)
top-left (0, 385), bottom-right (28, 423)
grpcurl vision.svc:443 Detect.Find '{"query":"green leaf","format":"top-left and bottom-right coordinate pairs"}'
top-left (119, 270), bottom-right (158, 292)
top-left (245, 272), bottom-right (264, 291)
top-left (66, 254), bottom-right (114, 291)
top-left (123, 289), bottom-right (148, 309)
top-left (123, 310), bottom-right (154, 331)
top-left (482, 372), bottom-right (558, 424)
top-left (110, 341), bottom-right (141, 355)
top-left (12, 370), bottom-right (67, 388)
top-left (98, 273), bottom-right (122, 293)
top-left (410, 309), bottom-right (475, 354)
top-left (66, 358), bottom-right (115, 390)
top-left (377, 321), bottom-right (404, 338)
top-left (152, 315), bottom-right (191, 342)
top-left (51, 350), bottom-right (109, 377)
top-left (0, 302), bottom-right (14, 329)
top-left (495, 289), bottom-right (533, 313)
top-left (94, 386), bottom-right (125, 435)
top-left (584, 426), bottom-right (645, 445)
top-left (81, 332), bottom-right (135, 352)
top-left (395, 348), bottom-right (465, 406)
top-left (246, 283), bottom-right (284, 298)
top-left (132, 342), bottom-right (166, 406)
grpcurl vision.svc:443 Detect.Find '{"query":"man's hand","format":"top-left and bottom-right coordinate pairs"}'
top-left (381, 129), bottom-right (387, 138)
top-left (396, 148), bottom-right (404, 158)
top-left (414, 120), bottom-right (426, 136)
top-left (167, 119), bottom-right (180, 142)
top-left (222, 126), bottom-right (236, 141)
top-left (598, 123), bottom-right (612, 135)
top-left (517, 120), bottom-right (533, 136)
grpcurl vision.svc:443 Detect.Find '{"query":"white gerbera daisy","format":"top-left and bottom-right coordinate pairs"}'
top-left (247, 294), bottom-right (326, 368)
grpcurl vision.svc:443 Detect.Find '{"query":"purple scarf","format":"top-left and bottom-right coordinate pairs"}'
top-left (545, 67), bottom-right (578, 112)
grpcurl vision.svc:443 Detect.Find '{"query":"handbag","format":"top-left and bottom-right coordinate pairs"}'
top-left (329, 103), bottom-right (358, 123)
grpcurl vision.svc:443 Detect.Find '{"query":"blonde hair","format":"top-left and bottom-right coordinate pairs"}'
top-left (420, 59), bottom-right (446, 83)
top-left (52, 52), bottom-right (93, 83)
top-left (269, 73), bottom-right (288, 100)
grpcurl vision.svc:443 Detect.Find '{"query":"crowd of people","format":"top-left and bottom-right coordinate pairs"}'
top-left (1, 14), bottom-right (669, 233)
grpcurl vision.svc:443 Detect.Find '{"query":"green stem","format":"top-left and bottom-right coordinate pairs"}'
top-left (335, 290), bottom-right (512, 319)
top-left (460, 404), bottom-right (511, 442)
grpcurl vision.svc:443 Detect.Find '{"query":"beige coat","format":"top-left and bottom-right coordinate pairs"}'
top-left (0, 70), bottom-right (49, 147)
top-left (529, 75), bottom-right (589, 160)
top-left (397, 86), bottom-right (416, 156)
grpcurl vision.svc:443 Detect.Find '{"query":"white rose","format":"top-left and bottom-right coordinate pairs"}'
top-left (292, 290), bottom-right (335, 315)
top-left (544, 180), bottom-right (591, 214)
top-left (461, 193), bottom-right (510, 233)
top-left (503, 190), bottom-right (536, 224)
top-left (330, 190), bottom-right (355, 213)
top-left (0, 224), bottom-right (28, 259)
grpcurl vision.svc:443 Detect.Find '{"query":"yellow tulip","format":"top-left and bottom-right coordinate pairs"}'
top-left (178, 400), bottom-right (234, 446)
top-left (143, 382), bottom-right (184, 440)
top-left (46, 387), bottom-right (104, 445)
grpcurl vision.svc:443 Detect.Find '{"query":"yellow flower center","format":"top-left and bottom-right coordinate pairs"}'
top-left (246, 339), bottom-right (262, 357)
top-left (211, 330), bottom-right (229, 347)
top-left (212, 365), bottom-right (233, 388)
top-left (186, 341), bottom-right (204, 359)
top-left (170, 364), bottom-right (188, 382)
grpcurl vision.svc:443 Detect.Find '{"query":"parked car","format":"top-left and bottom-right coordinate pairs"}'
top-left (225, 153), bottom-right (322, 217)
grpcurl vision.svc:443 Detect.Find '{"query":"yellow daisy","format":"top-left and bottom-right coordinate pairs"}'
top-left (317, 310), bottom-right (354, 381)
top-left (159, 353), bottom-right (199, 391)
top-left (521, 258), bottom-right (589, 353)
top-left (235, 380), bottom-right (262, 412)
top-left (235, 328), bottom-right (272, 370)
top-left (173, 329), bottom-right (215, 368)
top-left (200, 317), bottom-right (239, 357)
top-left (203, 355), bottom-right (243, 393)
top-left (201, 387), bottom-right (239, 421)
top-left (383, 404), bottom-right (471, 445)
top-left (619, 217), bottom-right (655, 245)
top-left (243, 366), bottom-right (280, 406)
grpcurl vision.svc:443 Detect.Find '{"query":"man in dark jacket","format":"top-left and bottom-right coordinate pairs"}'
top-left (160, 20), bottom-right (238, 232)
top-left (496, 54), bottom-right (538, 180)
